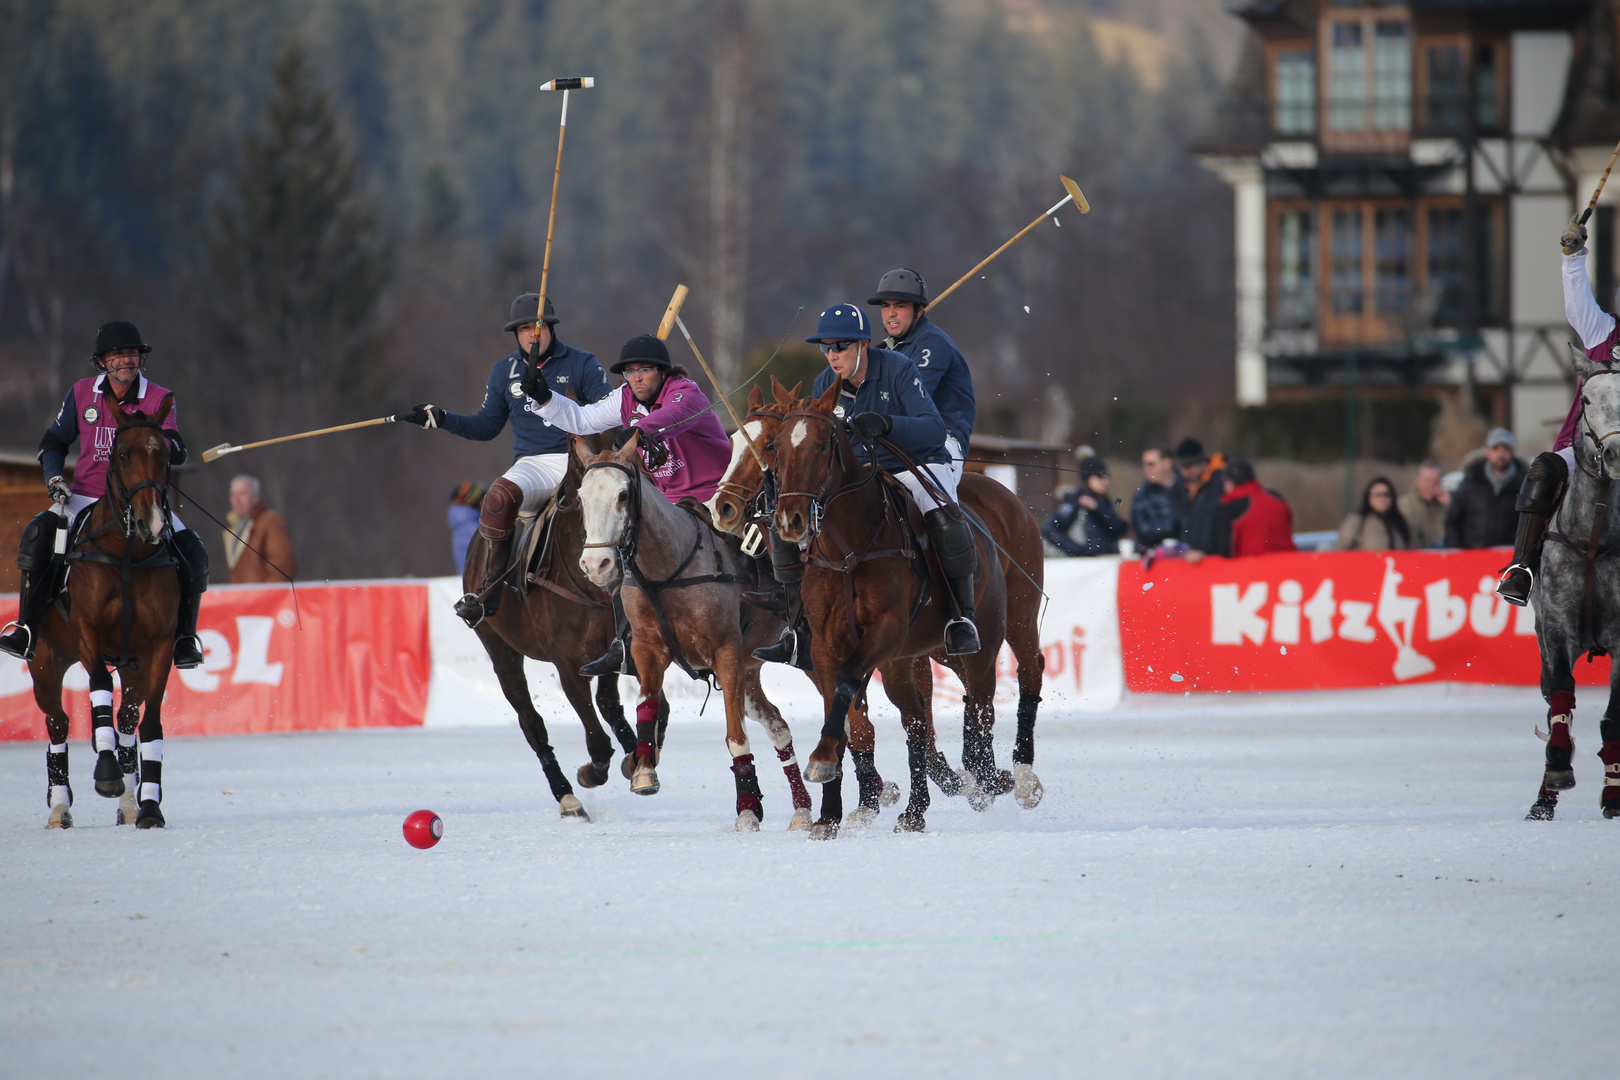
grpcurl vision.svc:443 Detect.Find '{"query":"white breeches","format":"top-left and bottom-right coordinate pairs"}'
top-left (1557, 445), bottom-right (1576, 474)
top-left (502, 453), bottom-right (570, 513)
top-left (895, 461), bottom-right (959, 513)
top-left (55, 494), bottom-right (186, 533)
top-left (943, 435), bottom-right (965, 484)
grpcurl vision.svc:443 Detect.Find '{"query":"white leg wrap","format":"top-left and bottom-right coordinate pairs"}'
top-left (139, 739), bottom-right (163, 762)
top-left (49, 785), bottom-right (71, 808)
top-left (117, 730), bottom-right (137, 748)
top-left (50, 742), bottom-right (67, 754)
top-left (94, 727), bottom-right (116, 752)
top-left (89, 689), bottom-right (114, 709)
top-left (139, 782), bottom-right (161, 803)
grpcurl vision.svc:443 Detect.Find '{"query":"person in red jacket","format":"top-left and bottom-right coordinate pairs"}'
top-left (1216, 458), bottom-right (1297, 557)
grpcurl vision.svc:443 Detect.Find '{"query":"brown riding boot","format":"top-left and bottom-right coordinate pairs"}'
top-left (455, 477), bottom-right (523, 628)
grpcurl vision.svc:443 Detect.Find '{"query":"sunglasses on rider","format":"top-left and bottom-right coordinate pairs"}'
top-left (819, 340), bottom-right (861, 356)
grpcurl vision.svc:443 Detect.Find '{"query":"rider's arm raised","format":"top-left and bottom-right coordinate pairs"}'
top-left (439, 362), bottom-right (512, 442)
top-left (538, 383), bottom-right (626, 434)
top-left (1563, 251), bottom-right (1616, 350)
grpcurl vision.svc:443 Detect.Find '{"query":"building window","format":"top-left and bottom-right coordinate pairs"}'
top-left (1475, 42), bottom-right (1500, 130)
top-left (1327, 22), bottom-right (1367, 132)
top-left (1275, 209), bottom-right (1316, 327)
top-left (1372, 21), bottom-right (1411, 131)
top-left (1423, 44), bottom-right (1464, 134)
top-left (1274, 49), bottom-right (1317, 135)
top-left (1322, 10), bottom-right (1412, 149)
top-left (1426, 207), bottom-right (1465, 325)
top-left (1375, 209), bottom-right (1411, 314)
top-left (1331, 209), bottom-right (1364, 314)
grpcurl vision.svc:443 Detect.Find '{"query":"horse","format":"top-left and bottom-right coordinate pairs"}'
top-left (27, 395), bottom-right (181, 829)
top-left (464, 431), bottom-right (653, 822)
top-left (711, 379), bottom-right (1046, 832)
top-left (1526, 350), bottom-right (1620, 821)
top-left (574, 431), bottom-right (816, 831)
top-left (761, 380), bottom-right (1020, 834)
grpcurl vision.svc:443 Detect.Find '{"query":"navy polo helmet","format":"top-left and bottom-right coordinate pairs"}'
top-left (805, 303), bottom-right (872, 344)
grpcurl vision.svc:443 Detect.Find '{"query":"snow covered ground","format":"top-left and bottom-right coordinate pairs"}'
top-left (3, 684), bottom-right (1617, 1079)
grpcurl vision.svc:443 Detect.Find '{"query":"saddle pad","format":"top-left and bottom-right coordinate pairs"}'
top-left (517, 491), bottom-right (562, 578)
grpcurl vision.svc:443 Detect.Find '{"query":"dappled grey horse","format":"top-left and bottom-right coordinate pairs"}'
top-left (1527, 349), bottom-right (1620, 820)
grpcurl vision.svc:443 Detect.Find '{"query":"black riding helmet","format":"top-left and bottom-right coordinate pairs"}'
top-left (867, 267), bottom-right (929, 307)
top-left (610, 334), bottom-right (673, 375)
top-left (90, 321), bottom-right (152, 368)
top-left (503, 293), bottom-right (560, 332)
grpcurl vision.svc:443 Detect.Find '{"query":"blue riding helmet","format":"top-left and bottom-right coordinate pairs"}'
top-left (805, 303), bottom-right (872, 343)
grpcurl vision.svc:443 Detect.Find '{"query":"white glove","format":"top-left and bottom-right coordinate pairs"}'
top-left (47, 476), bottom-right (71, 503)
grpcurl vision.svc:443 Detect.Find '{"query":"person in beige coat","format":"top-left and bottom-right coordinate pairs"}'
top-left (224, 475), bottom-right (297, 584)
top-left (1396, 459), bottom-right (1449, 548)
top-left (1334, 476), bottom-right (1410, 552)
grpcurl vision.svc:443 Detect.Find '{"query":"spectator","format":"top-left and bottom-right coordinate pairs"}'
top-left (223, 474), bottom-right (296, 584)
top-left (1212, 458), bottom-right (1297, 559)
top-left (1175, 437), bottom-right (1227, 560)
top-left (1334, 476), bottom-right (1410, 551)
top-left (1130, 443), bottom-right (1185, 550)
top-left (1397, 459), bottom-right (1449, 548)
top-left (1042, 457), bottom-right (1128, 556)
top-left (449, 481), bottom-right (487, 575)
top-left (1444, 428), bottom-right (1526, 548)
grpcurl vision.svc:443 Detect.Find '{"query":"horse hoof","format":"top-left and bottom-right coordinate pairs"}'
top-left (894, 811), bottom-right (926, 833)
top-left (734, 810), bottom-right (760, 833)
top-left (1526, 796), bottom-right (1557, 821)
top-left (621, 754), bottom-right (636, 781)
top-left (788, 807), bottom-right (813, 831)
top-left (135, 801), bottom-right (165, 829)
top-left (808, 818), bottom-right (840, 841)
top-left (960, 771), bottom-right (991, 812)
top-left (93, 752), bottom-right (124, 798)
top-left (1013, 763), bottom-right (1044, 809)
top-left (46, 805), bottom-right (73, 829)
top-left (1604, 804), bottom-right (1620, 819)
top-left (559, 794), bottom-right (590, 821)
top-left (804, 759), bottom-right (838, 784)
top-left (879, 781), bottom-right (900, 807)
top-left (631, 764), bottom-right (660, 796)
top-left (117, 785), bottom-right (137, 825)
top-left (844, 805), bottom-right (878, 828)
top-left (1544, 769), bottom-right (1576, 791)
top-left (577, 761), bottom-right (610, 789)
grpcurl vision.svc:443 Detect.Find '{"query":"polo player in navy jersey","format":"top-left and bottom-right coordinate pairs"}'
top-left (400, 293), bottom-right (612, 628)
top-left (0, 321), bottom-right (209, 669)
top-left (867, 268), bottom-right (976, 486)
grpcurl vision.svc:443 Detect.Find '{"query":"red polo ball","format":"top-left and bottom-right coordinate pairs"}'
top-left (402, 810), bottom-right (443, 849)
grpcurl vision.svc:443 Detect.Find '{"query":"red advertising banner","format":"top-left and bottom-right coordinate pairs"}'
top-left (0, 582), bottom-right (430, 741)
top-left (1119, 548), bottom-right (1610, 693)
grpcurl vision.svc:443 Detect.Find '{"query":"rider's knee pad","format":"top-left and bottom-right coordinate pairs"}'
top-left (170, 529), bottom-right (211, 591)
top-left (923, 508), bottom-right (977, 579)
top-left (768, 529), bottom-right (803, 583)
top-left (1517, 451), bottom-right (1569, 515)
top-left (18, 512), bottom-right (59, 574)
top-left (479, 478), bottom-right (523, 540)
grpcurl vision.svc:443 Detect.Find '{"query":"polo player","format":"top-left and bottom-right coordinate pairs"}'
top-left (868, 267), bottom-right (976, 484)
top-left (529, 333), bottom-right (733, 676)
top-left (756, 303), bottom-right (981, 665)
top-left (401, 293), bottom-right (611, 628)
top-left (0, 321), bottom-right (209, 668)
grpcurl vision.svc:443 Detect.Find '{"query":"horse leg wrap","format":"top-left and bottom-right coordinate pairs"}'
top-left (90, 693), bottom-right (115, 753)
top-left (900, 740), bottom-right (931, 827)
top-left (776, 743), bottom-right (812, 809)
top-left (823, 677), bottom-right (860, 742)
top-left (852, 748), bottom-right (881, 808)
top-left (139, 739), bottom-right (163, 804)
top-left (962, 716), bottom-right (993, 782)
top-left (731, 754), bottom-right (763, 819)
top-left (1014, 693), bottom-right (1041, 766)
top-left (117, 729), bottom-right (138, 776)
top-left (635, 698), bottom-right (659, 760)
top-left (47, 743), bottom-right (71, 809)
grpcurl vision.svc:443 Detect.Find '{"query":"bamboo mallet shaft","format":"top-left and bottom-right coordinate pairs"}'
top-left (672, 313), bottom-right (768, 471)
top-left (927, 175), bottom-right (1089, 311)
top-left (200, 415), bottom-right (397, 463)
top-left (656, 284), bottom-right (689, 341)
top-left (1581, 136), bottom-right (1620, 226)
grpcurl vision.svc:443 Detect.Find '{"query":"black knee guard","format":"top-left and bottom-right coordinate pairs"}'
top-left (15, 511), bottom-right (63, 622)
top-left (1516, 452), bottom-right (1568, 516)
top-left (769, 529), bottom-right (802, 585)
top-left (923, 508), bottom-right (977, 580)
top-left (170, 529), bottom-right (210, 597)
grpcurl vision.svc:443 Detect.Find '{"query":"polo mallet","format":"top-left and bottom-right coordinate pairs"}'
top-left (1579, 135), bottom-right (1620, 226)
top-left (535, 77), bottom-right (595, 322)
top-left (670, 304), bottom-right (768, 472)
top-left (927, 175), bottom-right (1089, 310)
top-left (655, 283), bottom-right (689, 341)
top-left (200, 415), bottom-right (399, 463)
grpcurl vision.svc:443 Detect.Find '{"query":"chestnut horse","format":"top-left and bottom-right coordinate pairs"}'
top-left (712, 379), bottom-right (1045, 833)
top-left (464, 431), bottom-right (652, 822)
top-left (28, 395), bottom-right (181, 828)
top-left (574, 432), bottom-right (815, 831)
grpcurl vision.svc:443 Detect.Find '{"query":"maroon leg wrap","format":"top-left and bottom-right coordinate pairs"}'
top-left (635, 697), bottom-right (659, 760)
top-left (775, 743), bottom-right (812, 810)
top-left (1548, 690), bottom-right (1576, 720)
top-left (1600, 742), bottom-right (1620, 812)
top-left (731, 753), bottom-right (763, 817)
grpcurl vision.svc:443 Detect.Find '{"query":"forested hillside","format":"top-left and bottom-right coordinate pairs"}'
top-left (0, 0), bottom-right (1235, 578)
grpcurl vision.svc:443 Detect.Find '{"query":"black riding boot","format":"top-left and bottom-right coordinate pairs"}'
top-left (1497, 451), bottom-right (1568, 607)
top-left (170, 529), bottom-right (210, 670)
top-left (455, 478), bottom-right (521, 628)
top-left (0, 511), bottom-right (62, 662)
top-left (580, 592), bottom-right (638, 678)
top-left (925, 507), bottom-right (981, 655)
top-left (752, 530), bottom-right (813, 671)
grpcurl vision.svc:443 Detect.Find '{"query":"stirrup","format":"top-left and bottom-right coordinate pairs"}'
top-left (0, 622), bottom-right (35, 662)
top-left (944, 617), bottom-right (981, 656)
top-left (580, 637), bottom-right (636, 678)
top-left (173, 634), bottom-right (205, 670)
top-left (1496, 564), bottom-right (1533, 608)
top-left (753, 624), bottom-right (813, 671)
top-left (454, 592), bottom-right (487, 629)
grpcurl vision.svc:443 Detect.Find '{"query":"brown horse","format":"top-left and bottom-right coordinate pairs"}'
top-left (766, 381), bottom-right (1017, 833)
top-left (712, 379), bottom-right (1046, 830)
top-left (28, 395), bottom-right (181, 828)
top-left (464, 432), bottom-right (649, 822)
top-left (574, 432), bottom-right (816, 831)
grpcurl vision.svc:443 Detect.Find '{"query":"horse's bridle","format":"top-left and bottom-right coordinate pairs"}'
top-left (581, 459), bottom-right (642, 567)
top-left (776, 408), bottom-right (875, 540)
top-left (714, 408), bottom-right (785, 525)
top-left (100, 419), bottom-right (173, 541)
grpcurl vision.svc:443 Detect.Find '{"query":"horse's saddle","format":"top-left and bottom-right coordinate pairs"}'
top-left (874, 471), bottom-right (981, 587)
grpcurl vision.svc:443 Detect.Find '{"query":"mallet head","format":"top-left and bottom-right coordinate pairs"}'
top-left (540, 77), bottom-right (595, 91)
top-left (201, 443), bottom-right (234, 463)
top-left (1060, 175), bottom-right (1090, 214)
